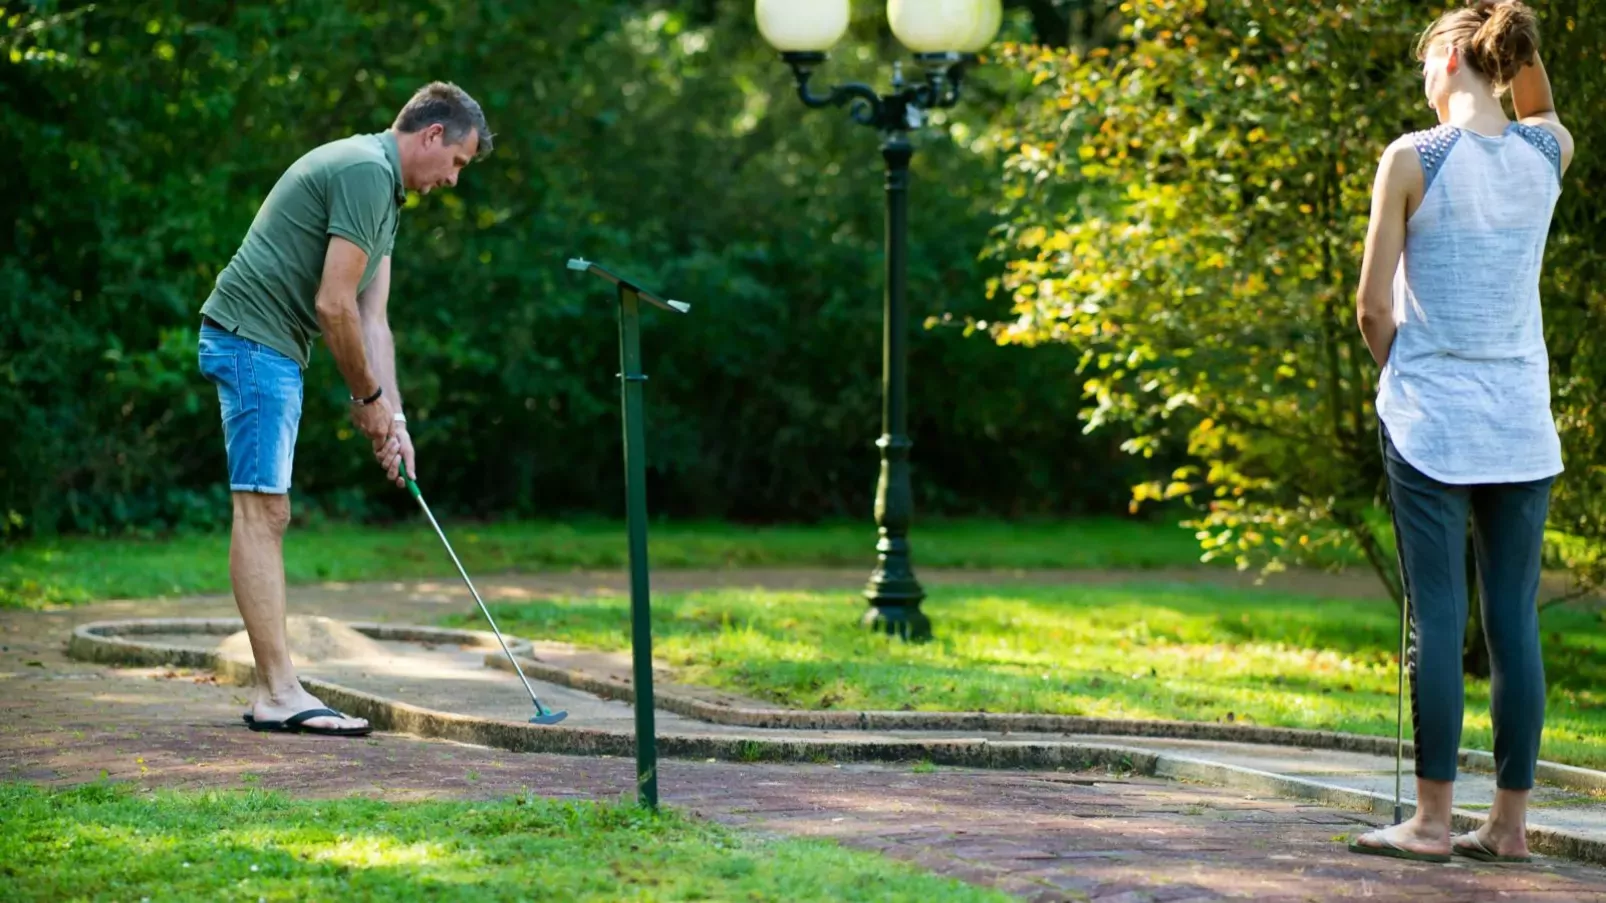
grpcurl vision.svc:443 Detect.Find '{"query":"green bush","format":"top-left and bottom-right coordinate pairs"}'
top-left (986, 0), bottom-right (1606, 588)
top-left (1, 1), bottom-right (1143, 536)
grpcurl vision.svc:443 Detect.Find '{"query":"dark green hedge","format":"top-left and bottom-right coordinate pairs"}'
top-left (1, 1), bottom-right (1142, 535)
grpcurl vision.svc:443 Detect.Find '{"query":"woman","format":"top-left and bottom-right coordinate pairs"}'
top-left (1350, 0), bottom-right (1575, 863)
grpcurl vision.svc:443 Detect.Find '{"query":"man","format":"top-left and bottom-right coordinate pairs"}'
top-left (196, 82), bottom-right (491, 736)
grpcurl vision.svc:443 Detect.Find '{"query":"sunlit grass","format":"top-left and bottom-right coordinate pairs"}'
top-left (0, 516), bottom-right (1211, 609)
top-left (464, 581), bottom-right (1606, 770)
top-left (0, 783), bottom-right (1008, 902)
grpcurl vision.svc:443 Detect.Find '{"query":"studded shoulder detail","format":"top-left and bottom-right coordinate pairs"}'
top-left (1511, 123), bottom-right (1564, 180)
top-left (1409, 124), bottom-right (1462, 195)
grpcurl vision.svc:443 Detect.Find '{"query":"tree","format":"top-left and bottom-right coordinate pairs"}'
top-left (1, 0), bottom-right (1141, 536)
top-left (987, 0), bottom-right (1606, 674)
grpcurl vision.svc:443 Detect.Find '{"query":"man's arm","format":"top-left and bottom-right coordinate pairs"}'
top-left (1510, 53), bottom-right (1575, 174)
top-left (1356, 139), bottom-right (1417, 368)
top-left (358, 256), bottom-right (402, 415)
top-left (316, 236), bottom-right (394, 447)
top-left (357, 255), bottom-right (414, 485)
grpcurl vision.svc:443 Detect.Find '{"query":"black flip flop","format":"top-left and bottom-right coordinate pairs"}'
top-left (246, 707), bottom-right (371, 737)
top-left (1348, 830), bottom-right (1452, 863)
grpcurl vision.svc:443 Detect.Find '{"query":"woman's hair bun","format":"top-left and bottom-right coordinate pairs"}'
top-left (1468, 1), bottom-right (1540, 86)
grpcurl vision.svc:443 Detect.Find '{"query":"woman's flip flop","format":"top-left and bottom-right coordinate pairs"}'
top-left (1347, 829), bottom-right (1452, 863)
top-left (1452, 831), bottom-right (1531, 863)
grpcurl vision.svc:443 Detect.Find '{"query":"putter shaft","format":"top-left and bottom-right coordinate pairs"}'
top-left (408, 484), bottom-right (555, 717)
top-left (1395, 592), bottom-right (1407, 825)
top-left (1387, 495), bottom-right (1410, 827)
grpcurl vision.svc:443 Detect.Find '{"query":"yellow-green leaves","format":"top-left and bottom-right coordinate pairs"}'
top-left (991, 1), bottom-right (1432, 581)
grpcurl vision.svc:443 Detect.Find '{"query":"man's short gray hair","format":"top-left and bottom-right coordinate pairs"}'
top-left (393, 81), bottom-right (493, 158)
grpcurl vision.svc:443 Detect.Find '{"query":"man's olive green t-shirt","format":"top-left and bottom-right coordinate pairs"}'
top-left (200, 132), bottom-right (404, 368)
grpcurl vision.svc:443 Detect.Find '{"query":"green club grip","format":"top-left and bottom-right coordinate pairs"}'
top-left (404, 477), bottom-right (421, 499)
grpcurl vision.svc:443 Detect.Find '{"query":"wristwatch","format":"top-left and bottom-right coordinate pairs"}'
top-left (350, 386), bottom-right (383, 406)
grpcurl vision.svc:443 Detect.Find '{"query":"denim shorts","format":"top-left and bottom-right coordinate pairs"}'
top-left (198, 324), bottom-right (303, 494)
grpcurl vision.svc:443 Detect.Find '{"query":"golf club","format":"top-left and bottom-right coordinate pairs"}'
top-left (1394, 585), bottom-right (1408, 825)
top-left (1388, 503), bottom-right (1410, 826)
top-left (404, 477), bottom-right (569, 725)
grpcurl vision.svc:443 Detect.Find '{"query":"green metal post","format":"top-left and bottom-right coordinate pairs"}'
top-left (618, 284), bottom-right (659, 809)
top-left (862, 132), bottom-right (930, 641)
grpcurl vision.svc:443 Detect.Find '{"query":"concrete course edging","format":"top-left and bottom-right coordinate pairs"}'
top-left (486, 650), bottom-right (1606, 795)
top-left (1151, 754), bottom-right (1606, 866)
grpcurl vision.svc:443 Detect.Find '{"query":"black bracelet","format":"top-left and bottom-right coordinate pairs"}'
top-left (351, 385), bottom-right (384, 406)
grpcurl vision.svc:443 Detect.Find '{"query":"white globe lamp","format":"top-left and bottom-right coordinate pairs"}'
top-left (887, 0), bottom-right (979, 54)
top-left (756, 0), bottom-right (851, 54)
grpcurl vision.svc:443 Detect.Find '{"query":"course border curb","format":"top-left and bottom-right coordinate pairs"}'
top-left (66, 618), bottom-right (1606, 867)
top-left (486, 650), bottom-right (1606, 795)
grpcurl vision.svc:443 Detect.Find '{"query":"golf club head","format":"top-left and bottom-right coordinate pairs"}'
top-left (530, 710), bottom-right (569, 726)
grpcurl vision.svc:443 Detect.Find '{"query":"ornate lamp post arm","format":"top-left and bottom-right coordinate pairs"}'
top-left (781, 51), bottom-right (972, 131)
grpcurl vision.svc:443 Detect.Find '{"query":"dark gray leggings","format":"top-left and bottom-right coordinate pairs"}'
top-left (1383, 425), bottom-right (1553, 790)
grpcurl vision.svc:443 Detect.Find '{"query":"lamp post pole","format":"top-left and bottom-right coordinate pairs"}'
top-left (775, 52), bottom-right (972, 641)
top-left (872, 125), bottom-right (920, 633)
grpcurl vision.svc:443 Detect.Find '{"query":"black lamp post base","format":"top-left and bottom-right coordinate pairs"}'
top-left (861, 603), bottom-right (931, 642)
top-left (863, 558), bottom-right (924, 604)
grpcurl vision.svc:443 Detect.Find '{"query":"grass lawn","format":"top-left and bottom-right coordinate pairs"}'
top-left (460, 581), bottom-right (1606, 771)
top-left (0, 782), bottom-right (1007, 902)
top-left (0, 516), bottom-right (1213, 609)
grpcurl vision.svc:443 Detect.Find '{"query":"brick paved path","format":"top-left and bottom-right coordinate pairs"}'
top-left (8, 606), bottom-right (1606, 901)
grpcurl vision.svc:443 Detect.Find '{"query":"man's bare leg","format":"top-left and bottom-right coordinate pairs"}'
top-left (231, 491), bottom-right (367, 732)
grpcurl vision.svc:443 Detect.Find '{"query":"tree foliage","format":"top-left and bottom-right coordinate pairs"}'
top-left (990, 0), bottom-right (1606, 605)
top-left (1, 0), bottom-right (1141, 536)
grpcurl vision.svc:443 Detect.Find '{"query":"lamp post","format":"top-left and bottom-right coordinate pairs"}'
top-left (758, 0), bottom-right (1000, 641)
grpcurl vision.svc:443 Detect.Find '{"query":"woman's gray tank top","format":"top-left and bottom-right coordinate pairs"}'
top-left (1375, 121), bottom-right (1565, 485)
